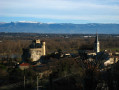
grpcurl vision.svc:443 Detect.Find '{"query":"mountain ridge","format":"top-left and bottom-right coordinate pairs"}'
top-left (0, 22), bottom-right (119, 34)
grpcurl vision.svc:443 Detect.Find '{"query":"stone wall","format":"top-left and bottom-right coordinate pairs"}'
top-left (30, 48), bottom-right (43, 62)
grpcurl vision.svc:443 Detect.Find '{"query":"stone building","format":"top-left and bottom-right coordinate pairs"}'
top-left (22, 39), bottom-right (46, 62)
top-left (19, 63), bottom-right (30, 70)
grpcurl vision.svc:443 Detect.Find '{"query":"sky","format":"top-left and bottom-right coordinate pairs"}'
top-left (0, 0), bottom-right (119, 24)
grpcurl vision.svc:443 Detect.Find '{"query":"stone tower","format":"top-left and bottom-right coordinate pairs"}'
top-left (22, 39), bottom-right (46, 62)
top-left (94, 33), bottom-right (100, 53)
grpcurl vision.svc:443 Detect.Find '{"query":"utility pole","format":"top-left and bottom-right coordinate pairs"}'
top-left (24, 69), bottom-right (26, 89)
top-left (24, 75), bottom-right (25, 89)
top-left (37, 73), bottom-right (43, 90)
top-left (37, 76), bottom-right (39, 90)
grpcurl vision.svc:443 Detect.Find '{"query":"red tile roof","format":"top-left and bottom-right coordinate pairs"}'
top-left (20, 63), bottom-right (30, 66)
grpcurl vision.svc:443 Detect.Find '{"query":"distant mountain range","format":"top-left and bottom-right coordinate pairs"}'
top-left (0, 22), bottom-right (119, 34)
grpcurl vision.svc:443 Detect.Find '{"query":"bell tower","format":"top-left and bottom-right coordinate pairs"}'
top-left (94, 33), bottom-right (100, 53)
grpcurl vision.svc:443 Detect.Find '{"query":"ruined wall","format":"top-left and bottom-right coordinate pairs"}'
top-left (22, 39), bottom-right (46, 62)
top-left (30, 48), bottom-right (43, 62)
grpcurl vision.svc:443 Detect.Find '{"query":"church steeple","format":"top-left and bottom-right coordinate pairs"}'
top-left (94, 33), bottom-right (100, 53)
top-left (94, 32), bottom-right (98, 43)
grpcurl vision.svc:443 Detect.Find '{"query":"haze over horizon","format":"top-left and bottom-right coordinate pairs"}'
top-left (0, 0), bottom-right (119, 24)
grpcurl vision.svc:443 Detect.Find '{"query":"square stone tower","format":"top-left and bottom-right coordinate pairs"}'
top-left (22, 39), bottom-right (46, 62)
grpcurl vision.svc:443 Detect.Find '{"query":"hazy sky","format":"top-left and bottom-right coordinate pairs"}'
top-left (0, 0), bottom-right (119, 23)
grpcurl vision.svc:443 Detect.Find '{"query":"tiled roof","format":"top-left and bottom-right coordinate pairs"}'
top-left (20, 63), bottom-right (30, 66)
